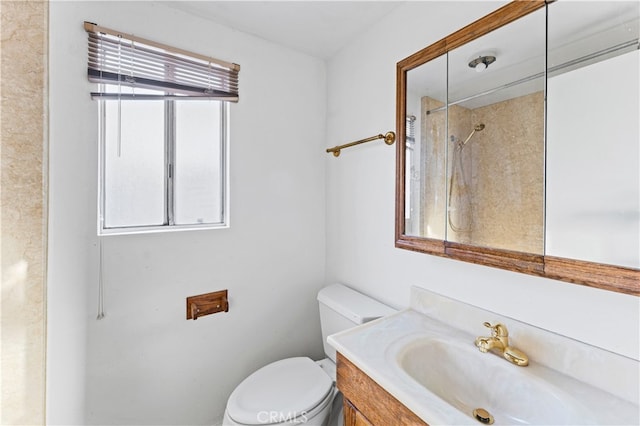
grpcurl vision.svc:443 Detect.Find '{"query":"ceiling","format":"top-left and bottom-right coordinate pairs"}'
top-left (164, 1), bottom-right (405, 59)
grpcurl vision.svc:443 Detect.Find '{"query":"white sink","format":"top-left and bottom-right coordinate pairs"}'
top-left (328, 300), bottom-right (639, 425)
top-left (396, 337), bottom-right (596, 424)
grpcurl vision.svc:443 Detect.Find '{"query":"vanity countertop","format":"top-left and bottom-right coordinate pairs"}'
top-left (328, 287), bottom-right (640, 425)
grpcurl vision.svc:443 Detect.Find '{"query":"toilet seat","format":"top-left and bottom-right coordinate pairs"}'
top-left (226, 357), bottom-right (334, 425)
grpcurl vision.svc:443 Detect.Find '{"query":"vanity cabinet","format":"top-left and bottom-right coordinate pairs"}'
top-left (343, 400), bottom-right (373, 426)
top-left (337, 352), bottom-right (428, 426)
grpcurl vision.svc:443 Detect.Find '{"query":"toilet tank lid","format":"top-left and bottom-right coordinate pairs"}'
top-left (317, 284), bottom-right (396, 324)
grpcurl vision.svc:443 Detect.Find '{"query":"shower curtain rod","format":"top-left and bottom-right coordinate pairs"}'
top-left (426, 38), bottom-right (638, 115)
top-left (326, 131), bottom-right (396, 157)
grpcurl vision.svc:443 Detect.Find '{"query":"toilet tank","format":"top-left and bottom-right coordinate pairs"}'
top-left (317, 283), bottom-right (396, 363)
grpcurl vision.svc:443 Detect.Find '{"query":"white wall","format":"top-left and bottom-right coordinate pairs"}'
top-left (326, 0), bottom-right (639, 361)
top-left (48, 2), bottom-right (326, 424)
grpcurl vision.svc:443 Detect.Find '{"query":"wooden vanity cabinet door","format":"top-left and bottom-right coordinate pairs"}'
top-left (344, 399), bottom-right (374, 426)
top-left (337, 352), bottom-right (429, 426)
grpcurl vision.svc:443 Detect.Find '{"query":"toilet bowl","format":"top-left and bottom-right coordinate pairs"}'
top-left (222, 284), bottom-right (395, 426)
top-left (223, 357), bottom-right (339, 426)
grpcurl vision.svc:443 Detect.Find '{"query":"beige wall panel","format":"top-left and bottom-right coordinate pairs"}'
top-left (1, 1), bottom-right (48, 424)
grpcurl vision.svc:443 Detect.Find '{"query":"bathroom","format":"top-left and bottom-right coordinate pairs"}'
top-left (1, 1), bottom-right (638, 425)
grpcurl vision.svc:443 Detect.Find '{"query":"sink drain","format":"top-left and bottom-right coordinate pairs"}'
top-left (473, 408), bottom-right (494, 425)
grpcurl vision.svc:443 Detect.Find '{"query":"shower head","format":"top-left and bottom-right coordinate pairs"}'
top-left (460, 123), bottom-right (486, 147)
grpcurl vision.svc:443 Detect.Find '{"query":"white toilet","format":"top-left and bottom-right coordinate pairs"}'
top-left (222, 283), bottom-right (395, 426)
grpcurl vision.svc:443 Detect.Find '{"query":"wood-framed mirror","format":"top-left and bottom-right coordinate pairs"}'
top-left (395, 1), bottom-right (639, 296)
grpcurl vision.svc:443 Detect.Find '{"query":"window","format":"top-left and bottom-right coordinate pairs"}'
top-left (405, 115), bottom-right (416, 224)
top-left (99, 87), bottom-right (228, 233)
top-left (85, 22), bottom-right (239, 234)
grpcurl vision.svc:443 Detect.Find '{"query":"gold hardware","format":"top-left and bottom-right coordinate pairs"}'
top-left (473, 408), bottom-right (494, 424)
top-left (475, 322), bottom-right (529, 366)
top-left (504, 346), bottom-right (529, 366)
top-left (326, 131), bottom-right (395, 157)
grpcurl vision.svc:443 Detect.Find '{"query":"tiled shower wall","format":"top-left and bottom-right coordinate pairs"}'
top-left (420, 91), bottom-right (544, 253)
top-left (1, 1), bottom-right (48, 424)
top-left (468, 92), bottom-right (544, 253)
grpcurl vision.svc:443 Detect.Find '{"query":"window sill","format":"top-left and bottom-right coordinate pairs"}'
top-left (98, 222), bottom-right (229, 236)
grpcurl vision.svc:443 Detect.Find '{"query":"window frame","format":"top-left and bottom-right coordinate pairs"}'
top-left (97, 97), bottom-right (230, 236)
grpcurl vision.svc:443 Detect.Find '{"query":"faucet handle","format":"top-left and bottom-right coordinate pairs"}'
top-left (483, 322), bottom-right (508, 337)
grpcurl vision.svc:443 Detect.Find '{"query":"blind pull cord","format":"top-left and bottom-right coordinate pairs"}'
top-left (97, 238), bottom-right (106, 320)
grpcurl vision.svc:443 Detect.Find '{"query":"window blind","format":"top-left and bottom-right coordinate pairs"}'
top-left (406, 115), bottom-right (416, 145)
top-left (85, 22), bottom-right (240, 101)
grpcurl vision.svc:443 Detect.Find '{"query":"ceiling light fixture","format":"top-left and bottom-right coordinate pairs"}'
top-left (469, 55), bottom-right (496, 72)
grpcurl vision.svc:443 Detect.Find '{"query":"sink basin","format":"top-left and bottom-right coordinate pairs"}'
top-left (396, 338), bottom-right (596, 425)
top-left (329, 301), bottom-right (639, 426)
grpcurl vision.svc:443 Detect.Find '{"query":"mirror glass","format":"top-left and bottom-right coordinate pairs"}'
top-left (446, 9), bottom-right (545, 253)
top-left (546, 2), bottom-right (639, 269)
top-left (404, 7), bottom-right (546, 254)
top-left (405, 55), bottom-right (447, 239)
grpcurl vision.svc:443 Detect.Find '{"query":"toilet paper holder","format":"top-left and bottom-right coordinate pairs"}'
top-left (187, 289), bottom-right (229, 320)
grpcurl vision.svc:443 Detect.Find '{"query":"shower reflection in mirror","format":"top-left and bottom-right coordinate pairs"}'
top-left (404, 8), bottom-right (546, 255)
top-left (448, 123), bottom-right (484, 236)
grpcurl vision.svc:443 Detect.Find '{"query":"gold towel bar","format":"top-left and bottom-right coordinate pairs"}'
top-left (326, 131), bottom-right (396, 157)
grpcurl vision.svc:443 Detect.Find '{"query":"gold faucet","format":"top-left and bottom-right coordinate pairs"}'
top-left (475, 322), bottom-right (529, 367)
